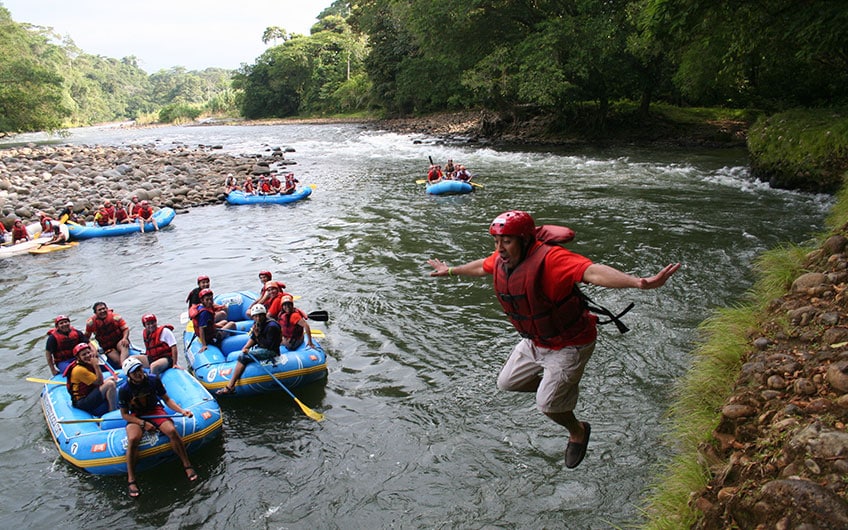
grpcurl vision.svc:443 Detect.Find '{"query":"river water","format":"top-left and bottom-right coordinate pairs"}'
top-left (0, 123), bottom-right (832, 528)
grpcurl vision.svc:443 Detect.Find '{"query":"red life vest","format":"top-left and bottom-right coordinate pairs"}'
top-left (86, 310), bottom-right (124, 350)
top-left (144, 324), bottom-right (175, 361)
top-left (95, 206), bottom-right (115, 226)
top-left (11, 225), bottom-right (28, 241)
top-left (492, 243), bottom-right (590, 347)
top-left (40, 216), bottom-right (54, 232)
top-left (244, 178), bottom-right (254, 193)
top-left (115, 208), bottom-right (129, 222)
top-left (279, 309), bottom-right (307, 341)
top-left (63, 361), bottom-right (96, 405)
top-left (138, 206), bottom-right (153, 219)
top-left (47, 328), bottom-right (85, 363)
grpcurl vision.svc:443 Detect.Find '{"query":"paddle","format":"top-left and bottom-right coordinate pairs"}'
top-left (247, 353), bottom-right (324, 421)
top-left (58, 414), bottom-right (184, 424)
top-left (26, 377), bottom-right (63, 385)
top-left (224, 328), bottom-right (325, 338)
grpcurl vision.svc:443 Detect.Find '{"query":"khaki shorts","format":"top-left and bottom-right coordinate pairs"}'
top-left (496, 339), bottom-right (596, 414)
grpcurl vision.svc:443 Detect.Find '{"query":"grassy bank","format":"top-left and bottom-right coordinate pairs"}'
top-left (642, 110), bottom-right (848, 527)
top-left (748, 107), bottom-right (848, 193)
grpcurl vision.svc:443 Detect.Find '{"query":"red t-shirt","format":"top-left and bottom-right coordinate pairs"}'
top-left (483, 242), bottom-right (597, 347)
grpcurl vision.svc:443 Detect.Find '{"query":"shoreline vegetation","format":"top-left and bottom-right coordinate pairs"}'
top-left (2, 109), bottom-right (848, 527)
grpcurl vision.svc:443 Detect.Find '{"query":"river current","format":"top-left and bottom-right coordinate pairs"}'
top-left (0, 123), bottom-right (832, 528)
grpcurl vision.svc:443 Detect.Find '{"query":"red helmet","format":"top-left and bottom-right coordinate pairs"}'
top-left (73, 343), bottom-right (91, 356)
top-left (54, 315), bottom-right (70, 325)
top-left (197, 275), bottom-right (210, 284)
top-left (199, 289), bottom-right (214, 299)
top-left (489, 211), bottom-right (536, 240)
top-left (141, 314), bottom-right (157, 325)
top-left (259, 270), bottom-right (272, 279)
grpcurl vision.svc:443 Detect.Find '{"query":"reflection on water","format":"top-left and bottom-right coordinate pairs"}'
top-left (0, 124), bottom-right (831, 527)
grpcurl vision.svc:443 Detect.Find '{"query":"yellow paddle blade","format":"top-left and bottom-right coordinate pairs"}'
top-left (470, 182), bottom-right (484, 188)
top-left (26, 377), bottom-right (63, 385)
top-left (294, 397), bottom-right (325, 421)
top-left (308, 184), bottom-right (317, 190)
top-left (415, 179), bottom-right (426, 184)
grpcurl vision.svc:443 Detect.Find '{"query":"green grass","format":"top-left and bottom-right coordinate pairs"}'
top-left (641, 155), bottom-right (846, 528)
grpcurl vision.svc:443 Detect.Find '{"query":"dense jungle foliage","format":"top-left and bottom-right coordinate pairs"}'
top-left (1, 0), bottom-right (846, 135)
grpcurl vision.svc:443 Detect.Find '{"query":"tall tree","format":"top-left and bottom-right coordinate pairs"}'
top-left (0, 7), bottom-right (68, 134)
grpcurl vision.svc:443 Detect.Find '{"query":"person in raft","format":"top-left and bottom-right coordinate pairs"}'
top-left (217, 304), bottom-right (282, 395)
top-left (45, 315), bottom-right (90, 376)
top-left (119, 357), bottom-right (197, 498)
top-left (278, 295), bottom-right (315, 351)
top-left (427, 210), bottom-right (680, 469)
top-left (194, 289), bottom-right (236, 352)
top-left (66, 342), bottom-right (117, 415)
top-left (114, 200), bottom-right (132, 224)
top-left (137, 314), bottom-right (179, 375)
top-left (248, 270), bottom-right (276, 311)
top-left (94, 200), bottom-right (116, 226)
top-left (57, 201), bottom-right (81, 224)
top-left (11, 219), bottom-right (30, 244)
top-left (85, 302), bottom-right (131, 369)
top-left (186, 275), bottom-right (228, 323)
top-left (42, 224), bottom-right (68, 246)
top-left (135, 200), bottom-right (159, 233)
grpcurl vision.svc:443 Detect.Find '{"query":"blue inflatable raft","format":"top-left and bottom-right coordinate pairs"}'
top-left (67, 207), bottom-right (176, 240)
top-left (225, 186), bottom-right (313, 205)
top-left (426, 180), bottom-right (474, 195)
top-left (183, 290), bottom-right (328, 397)
top-left (39, 363), bottom-right (222, 476)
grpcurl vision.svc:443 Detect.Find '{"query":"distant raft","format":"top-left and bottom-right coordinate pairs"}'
top-left (225, 186), bottom-right (313, 205)
top-left (183, 290), bottom-right (328, 397)
top-left (39, 364), bottom-right (222, 476)
top-left (426, 180), bottom-right (474, 196)
top-left (67, 207), bottom-right (176, 240)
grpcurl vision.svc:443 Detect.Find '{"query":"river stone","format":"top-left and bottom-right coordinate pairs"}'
top-left (792, 273), bottom-right (828, 293)
top-left (826, 360), bottom-right (848, 393)
top-left (722, 404), bottom-right (757, 419)
top-left (823, 235), bottom-right (848, 255)
top-left (752, 479), bottom-right (848, 528)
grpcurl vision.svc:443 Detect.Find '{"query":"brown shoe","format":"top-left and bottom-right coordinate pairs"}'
top-left (564, 422), bottom-right (591, 469)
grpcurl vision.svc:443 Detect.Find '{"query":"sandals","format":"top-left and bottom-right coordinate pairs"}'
top-left (216, 385), bottom-right (235, 395)
top-left (128, 481), bottom-right (140, 498)
top-left (185, 466), bottom-right (198, 482)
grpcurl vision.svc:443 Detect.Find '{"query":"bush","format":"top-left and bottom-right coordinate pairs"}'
top-left (158, 103), bottom-right (202, 124)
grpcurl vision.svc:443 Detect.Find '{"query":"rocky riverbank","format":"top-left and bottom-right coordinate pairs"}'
top-left (685, 230), bottom-right (848, 528)
top-left (0, 143), bottom-right (295, 226)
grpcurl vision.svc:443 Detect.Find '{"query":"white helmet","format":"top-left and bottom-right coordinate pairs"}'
top-left (122, 357), bottom-right (143, 374)
top-left (249, 304), bottom-right (267, 316)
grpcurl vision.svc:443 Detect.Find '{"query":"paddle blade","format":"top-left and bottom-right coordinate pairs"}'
top-left (470, 182), bottom-right (484, 188)
top-left (415, 179), bottom-right (426, 184)
top-left (307, 310), bottom-right (329, 322)
top-left (295, 397), bottom-right (325, 421)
